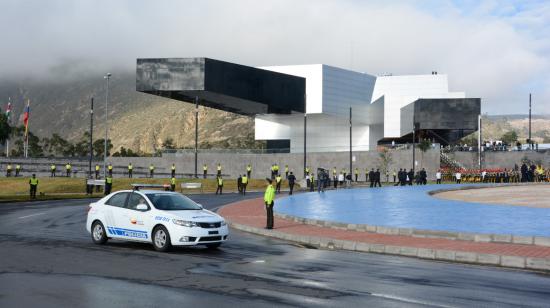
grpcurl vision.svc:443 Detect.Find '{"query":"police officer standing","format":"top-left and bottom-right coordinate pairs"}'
top-left (170, 176), bottom-right (176, 192)
top-left (6, 163), bottom-right (12, 177)
top-left (108, 163), bottom-right (113, 176)
top-left (237, 174), bottom-right (242, 193)
top-left (128, 163), bottom-right (133, 178)
top-left (149, 164), bottom-right (155, 178)
top-left (369, 168), bottom-right (375, 187)
top-left (29, 174), bottom-right (38, 199)
top-left (246, 164), bottom-right (252, 178)
top-left (241, 174), bottom-right (248, 195)
top-left (275, 174), bottom-right (282, 194)
top-left (215, 176), bottom-right (223, 195)
top-left (65, 162), bottom-right (72, 177)
top-left (288, 171), bottom-right (296, 195)
top-left (51, 164), bottom-right (56, 177)
top-left (354, 168), bottom-right (359, 182)
top-left (375, 169), bottom-right (382, 187)
top-left (264, 178), bottom-right (275, 229)
top-left (104, 175), bottom-right (113, 195)
top-left (171, 163), bottom-right (176, 178)
top-left (203, 164), bottom-right (208, 178)
top-left (217, 163), bottom-right (222, 176)
top-left (15, 164), bottom-right (21, 177)
top-left (95, 164), bottom-right (100, 179)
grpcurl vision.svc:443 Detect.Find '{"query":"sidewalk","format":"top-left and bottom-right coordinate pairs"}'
top-left (219, 197), bottom-right (550, 271)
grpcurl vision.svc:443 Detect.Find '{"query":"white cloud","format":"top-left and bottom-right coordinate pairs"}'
top-left (0, 0), bottom-right (548, 114)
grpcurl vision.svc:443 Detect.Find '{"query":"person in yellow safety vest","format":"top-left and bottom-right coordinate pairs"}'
top-left (284, 165), bottom-right (289, 179)
top-left (66, 163), bottom-right (72, 177)
top-left (29, 174), bottom-right (39, 199)
top-left (170, 176), bottom-right (176, 192)
top-left (15, 164), bottom-right (21, 177)
top-left (305, 166), bottom-right (310, 176)
top-left (341, 168), bottom-right (347, 179)
top-left (171, 164), bottom-right (176, 178)
top-left (536, 165), bottom-right (544, 182)
top-left (273, 164), bottom-right (279, 176)
top-left (354, 168), bottom-right (359, 182)
top-left (95, 164), bottom-right (100, 179)
top-left (246, 164), bottom-right (252, 178)
top-left (241, 174), bottom-right (248, 195)
top-left (310, 173), bottom-right (315, 192)
top-left (215, 176), bottom-right (223, 195)
top-left (217, 163), bottom-right (222, 176)
top-left (264, 178), bottom-right (275, 229)
top-left (270, 164), bottom-right (275, 179)
top-left (108, 163), bottom-right (113, 176)
top-left (332, 167), bottom-right (337, 177)
top-left (149, 164), bottom-right (155, 178)
top-left (128, 163), bottom-right (133, 178)
top-left (6, 164), bottom-right (12, 177)
top-left (104, 176), bottom-right (113, 195)
top-left (203, 164), bottom-right (208, 179)
top-left (51, 164), bottom-right (56, 177)
top-left (275, 174), bottom-right (282, 194)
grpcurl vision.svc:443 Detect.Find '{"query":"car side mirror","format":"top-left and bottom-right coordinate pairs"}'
top-left (136, 204), bottom-right (148, 211)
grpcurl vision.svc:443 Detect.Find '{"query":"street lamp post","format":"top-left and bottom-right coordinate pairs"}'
top-left (103, 73), bottom-right (111, 178)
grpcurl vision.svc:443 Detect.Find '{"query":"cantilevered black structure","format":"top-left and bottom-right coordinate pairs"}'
top-left (136, 58), bottom-right (306, 115)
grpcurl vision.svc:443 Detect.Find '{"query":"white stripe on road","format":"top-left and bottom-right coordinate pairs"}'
top-left (18, 212), bottom-right (46, 219)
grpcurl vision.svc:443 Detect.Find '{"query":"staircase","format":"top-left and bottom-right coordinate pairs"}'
top-left (440, 152), bottom-right (466, 171)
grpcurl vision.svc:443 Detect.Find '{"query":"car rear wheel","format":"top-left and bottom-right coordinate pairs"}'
top-left (152, 226), bottom-right (172, 252)
top-left (91, 221), bottom-right (108, 245)
top-left (205, 243), bottom-right (221, 249)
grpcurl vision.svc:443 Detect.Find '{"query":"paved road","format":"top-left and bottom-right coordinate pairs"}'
top-left (1, 194), bottom-right (549, 307)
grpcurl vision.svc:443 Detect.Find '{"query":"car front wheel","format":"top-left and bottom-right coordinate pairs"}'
top-left (91, 221), bottom-right (108, 245)
top-left (152, 226), bottom-right (172, 252)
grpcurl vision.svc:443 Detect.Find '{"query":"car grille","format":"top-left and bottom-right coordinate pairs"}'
top-left (198, 222), bottom-right (221, 228)
top-left (199, 236), bottom-right (222, 242)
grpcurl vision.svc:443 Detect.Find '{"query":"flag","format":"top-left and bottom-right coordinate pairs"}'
top-left (23, 100), bottom-right (30, 137)
top-left (4, 99), bottom-right (11, 120)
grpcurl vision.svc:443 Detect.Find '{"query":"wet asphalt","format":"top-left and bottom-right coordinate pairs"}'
top-left (1, 193), bottom-right (550, 307)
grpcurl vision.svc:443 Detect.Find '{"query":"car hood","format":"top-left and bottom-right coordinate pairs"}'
top-left (165, 210), bottom-right (222, 222)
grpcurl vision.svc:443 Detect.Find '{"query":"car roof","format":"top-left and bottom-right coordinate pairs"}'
top-left (113, 190), bottom-right (181, 195)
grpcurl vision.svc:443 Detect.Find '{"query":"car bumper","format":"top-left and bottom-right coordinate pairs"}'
top-left (169, 225), bottom-right (229, 246)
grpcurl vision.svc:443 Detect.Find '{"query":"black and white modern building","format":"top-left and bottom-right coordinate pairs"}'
top-left (137, 58), bottom-right (480, 153)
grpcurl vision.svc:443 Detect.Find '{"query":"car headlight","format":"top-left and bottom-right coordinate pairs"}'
top-left (220, 220), bottom-right (227, 226)
top-left (172, 219), bottom-right (199, 227)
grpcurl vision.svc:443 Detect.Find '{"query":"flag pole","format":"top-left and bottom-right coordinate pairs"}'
top-left (25, 99), bottom-right (30, 158)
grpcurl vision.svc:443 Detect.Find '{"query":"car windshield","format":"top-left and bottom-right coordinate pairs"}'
top-left (145, 193), bottom-right (201, 211)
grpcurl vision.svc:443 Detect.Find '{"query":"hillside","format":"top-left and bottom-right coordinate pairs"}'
top-left (481, 115), bottom-right (550, 143)
top-left (0, 71), bottom-right (261, 154)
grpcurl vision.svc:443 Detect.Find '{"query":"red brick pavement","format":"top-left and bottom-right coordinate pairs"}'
top-left (219, 197), bottom-right (550, 258)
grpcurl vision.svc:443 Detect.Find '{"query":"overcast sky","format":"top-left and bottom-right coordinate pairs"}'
top-left (1, 0), bottom-right (549, 114)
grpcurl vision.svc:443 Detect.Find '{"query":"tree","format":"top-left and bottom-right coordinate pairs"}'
top-left (163, 137), bottom-right (175, 149)
top-left (378, 148), bottom-right (393, 175)
top-left (93, 138), bottom-right (113, 157)
top-left (0, 113), bottom-right (11, 144)
top-left (501, 131), bottom-right (518, 145)
top-left (417, 139), bottom-right (432, 169)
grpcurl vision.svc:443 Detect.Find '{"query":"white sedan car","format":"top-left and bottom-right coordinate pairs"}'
top-left (86, 190), bottom-right (229, 251)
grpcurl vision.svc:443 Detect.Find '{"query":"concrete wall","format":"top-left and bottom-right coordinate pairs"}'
top-left (0, 148), bottom-right (440, 180)
top-left (449, 151), bottom-right (550, 169)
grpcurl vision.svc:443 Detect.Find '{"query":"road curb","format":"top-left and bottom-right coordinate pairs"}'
top-left (227, 221), bottom-right (550, 272)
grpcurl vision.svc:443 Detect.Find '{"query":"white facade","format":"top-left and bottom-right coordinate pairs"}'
top-left (255, 64), bottom-right (466, 153)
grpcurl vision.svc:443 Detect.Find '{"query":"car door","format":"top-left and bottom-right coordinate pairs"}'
top-left (103, 192), bottom-right (130, 239)
top-left (116, 192), bottom-right (152, 241)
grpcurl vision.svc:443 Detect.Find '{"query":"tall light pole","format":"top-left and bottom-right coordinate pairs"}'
top-left (529, 93), bottom-right (532, 150)
top-left (103, 73), bottom-right (111, 178)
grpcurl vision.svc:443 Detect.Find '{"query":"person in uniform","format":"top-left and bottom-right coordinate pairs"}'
top-left (171, 164), bottom-right (176, 178)
top-left (149, 164), bottom-right (155, 178)
top-left (374, 169), bottom-right (382, 187)
top-left (305, 166), bottom-right (310, 176)
top-left (393, 170), bottom-right (397, 183)
top-left (407, 169), bottom-right (414, 185)
top-left (104, 175), bottom-right (113, 195)
top-left (247, 164), bottom-right (252, 178)
top-left (264, 178), bottom-right (275, 229)
top-left (6, 164), bottom-right (12, 177)
top-left (51, 164), bottom-right (57, 177)
top-left (237, 174), bottom-right (242, 193)
top-left (108, 163), bottom-right (113, 176)
top-left (241, 174), bottom-right (248, 195)
top-left (273, 164), bottom-right (279, 176)
top-left (354, 168), bottom-right (359, 182)
top-left (215, 176), bottom-right (223, 195)
top-left (309, 173), bottom-right (315, 192)
top-left (95, 164), bottom-right (100, 179)
top-left (332, 167), bottom-right (337, 179)
top-left (170, 176), bottom-right (176, 192)
top-left (65, 163), bottom-right (72, 177)
top-left (288, 172), bottom-right (296, 195)
top-left (217, 163), bottom-right (222, 176)
top-left (29, 174), bottom-right (38, 199)
top-left (455, 170), bottom-right (462, 184)
top-left (436, 169), bottom-right (442, 184)
top-left (275, 174), bottom-right (282, 194)
top-left (128, 163), bottom-right (133, 178)
top-left (15, 164), bottom-right (21, 177)
top-left (203, 164), bottom-right (208, 179)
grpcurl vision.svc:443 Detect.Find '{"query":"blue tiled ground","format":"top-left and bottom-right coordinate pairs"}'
top-left (275, 184), bottom-right (550, 237)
